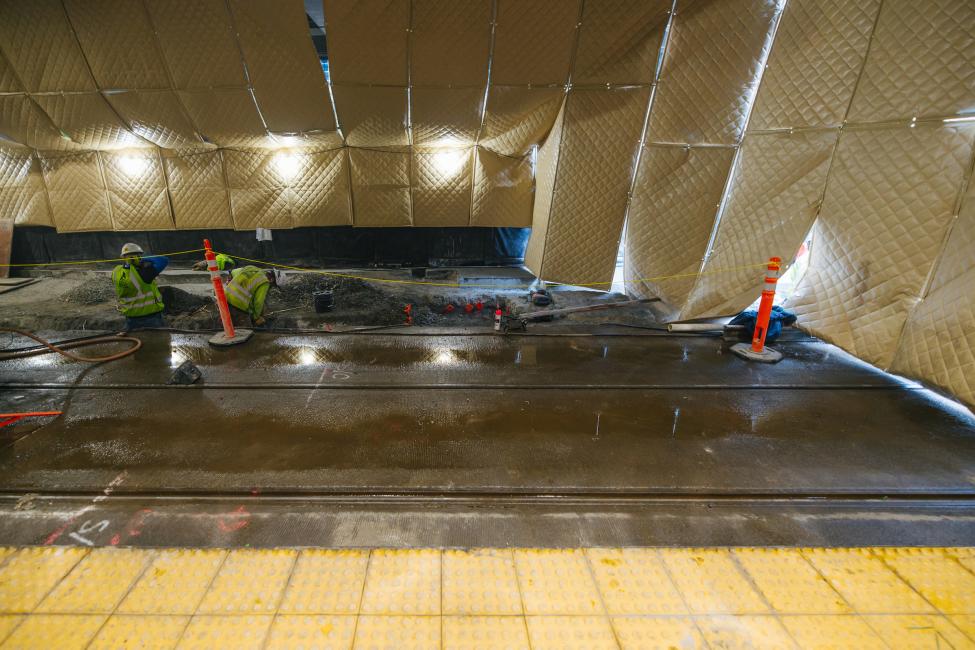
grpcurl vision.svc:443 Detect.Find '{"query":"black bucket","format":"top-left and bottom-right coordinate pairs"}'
top-left (313, 290), bottom-right (334, 313)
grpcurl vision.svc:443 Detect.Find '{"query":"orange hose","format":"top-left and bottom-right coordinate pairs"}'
top-left (0, 328), bottom-right (141, 362)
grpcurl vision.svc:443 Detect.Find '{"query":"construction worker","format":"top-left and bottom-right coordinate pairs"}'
top-left (225, 265), bottom-right (277, 326)
top-left (112, 243), bottom-right (169, 330)
top-left (192, 253), bottom-right (235, 277)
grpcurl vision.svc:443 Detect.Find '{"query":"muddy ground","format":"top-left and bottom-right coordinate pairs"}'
top-left (0, 265), bottom-right (670, 333)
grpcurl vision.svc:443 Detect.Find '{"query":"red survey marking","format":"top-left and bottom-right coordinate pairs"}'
top-left (0, 411), bottom-right (62, 428)
top-left (217, 505), bottom-right (251, 533)
top-left (43, 471), bottom-right (128, 545)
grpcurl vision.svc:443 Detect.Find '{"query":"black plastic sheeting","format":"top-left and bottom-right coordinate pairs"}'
top-left (11, 226), bottom-right (531, 268)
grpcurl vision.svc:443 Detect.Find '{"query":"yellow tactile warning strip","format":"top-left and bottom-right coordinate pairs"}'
top-left (0, 547), bottom-right (973, 649)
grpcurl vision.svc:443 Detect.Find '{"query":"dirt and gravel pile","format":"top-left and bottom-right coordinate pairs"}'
top-left (59, 278), bottom-right (116, 305)
top-left (272, 272), bottom-right (501, 326)
top-left (60, 279), bottom-right (209, 315)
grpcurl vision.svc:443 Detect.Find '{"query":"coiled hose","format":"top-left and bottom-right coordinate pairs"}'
top-left (0, 328), bottom-right (142, 362)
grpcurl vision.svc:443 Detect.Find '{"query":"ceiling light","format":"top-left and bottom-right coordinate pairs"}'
top-left (118, 155), bottom-right (149, 177)
top-left (299, 348), bottom-right (316, 366)
top-left (431, 150), bottom-right (466, 177)
top-left (274, 152), bottom-right (301, 180)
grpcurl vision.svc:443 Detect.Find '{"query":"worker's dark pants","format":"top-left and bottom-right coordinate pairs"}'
top-left (125, 312), bottom-right (165, 331)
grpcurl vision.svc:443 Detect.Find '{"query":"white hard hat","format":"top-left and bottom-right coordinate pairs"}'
top-left (120, 242), bottom-right (144, 257)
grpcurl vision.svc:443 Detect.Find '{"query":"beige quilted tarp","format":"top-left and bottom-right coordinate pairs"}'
top-left (162, 150), bottom-right (233, 231)
top-left (410, 0), bottom-right (491, 87)
top-left (349, 148), bottom-right (412, 227)
top-left (647, 0), bottom-right (783, 145)
top-left (412, 148), bottom-right (474, 227)
top-left (332, 86), bottom-right (409, 148)
top-left (892, 179), bottom-right (975, 406)
top-left (624, 144), bottom-right (736, 307)
top-left (572, 0), bottom-right (670, 86)
top-left (39, 152), bottom-right (112, 232)
top-left (411, 88), bottom-right (483, 147)
top-left (224, 149), bottom-right (293, 231)
top-left (526, 87), bottom-right (650, 284)
top-left (479, 87), bottom-right (565, 158)
top-left (289, 149), bottom-right (353, 227)
top-left (0, 146), bottom-right (52, 227)
top-left (788, 123), bottom-right (975, 368)
top-left (847, 0), bottom-right (975, 122)
top-left (683, 129), bottom-right (837, 318)
top-left (101, 150), bottom-right (173, 231)
top-left (470, 148), bottom-right (533, 228)
top-left (749, 0), bottom-right (881, 130)
top-left (524, 102), bottom-right (565, 273)
top-left (490, 0), bottom-right (578, 86)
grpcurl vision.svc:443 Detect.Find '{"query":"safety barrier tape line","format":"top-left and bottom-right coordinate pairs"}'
top-left (0, 247), bottom-right (780, 290)
top-left (0, 249), bottom-right (207, 267)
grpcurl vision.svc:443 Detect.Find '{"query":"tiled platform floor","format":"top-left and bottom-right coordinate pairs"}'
top-left (0, 546), bottom-right (973, 648)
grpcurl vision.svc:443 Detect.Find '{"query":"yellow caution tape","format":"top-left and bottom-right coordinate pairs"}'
top-left (0, 244), bottom-right (780, 291)
top-left (0, 248), bottom-right (207, 267)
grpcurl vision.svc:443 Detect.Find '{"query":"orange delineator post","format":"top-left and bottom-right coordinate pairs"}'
top-left (750, 256), bottom-right (782, 353)
top-left (204, 239), bottom-right (235, 339)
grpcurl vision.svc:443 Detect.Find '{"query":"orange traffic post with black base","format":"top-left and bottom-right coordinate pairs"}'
top-left (204, 239), bottom-right (253, 347)
top-left (731, 257), bottom-right (783, 363)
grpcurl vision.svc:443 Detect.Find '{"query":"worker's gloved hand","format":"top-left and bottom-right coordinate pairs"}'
top-left (253, 316), bottom-right (266, 326)
top-left (192, 261), bottom-right (208, 271)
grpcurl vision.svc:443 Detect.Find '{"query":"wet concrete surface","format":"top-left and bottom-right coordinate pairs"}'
top-left (1, 331), bottom-right (973, 547)
top-left (0, 330), bottom-right (898, 388)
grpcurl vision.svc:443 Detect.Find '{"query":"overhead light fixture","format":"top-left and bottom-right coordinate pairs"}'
top-left (944, 115), bottom-right (975, 123)
top-left (431, 150), bottom-right (466, 177)
top-left (273, 152), bottom-right (301, 180)
top-left (118, 155), bottom-right (149, 177)
top-left (299, 348), bottom-right (316, 366)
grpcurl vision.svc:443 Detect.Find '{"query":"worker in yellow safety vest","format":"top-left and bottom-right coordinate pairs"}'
top-left (193, 253), bottom-right (235, 277)
top-left (225, 265), bottom-right (277, 326)
top-left (112, 242), bottom-right (169, 330)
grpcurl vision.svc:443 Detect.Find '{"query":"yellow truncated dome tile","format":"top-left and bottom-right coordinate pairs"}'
top-left (658, 548), bottom-right (768, 615)
top-left (0, 614), bottom-right (107, 650)
top-left (697, 615), bottom-right (797, 649)
top-left (360, 549), bottom-right (441, 615)
top-left (866, 614), bottom-right (974, 650)
top-left (874, 547), bottom-right (975, 614)
top-left (278, 550), bottom-right (368, 615)
top-left (513, 549), bottom-right (603, 615)
top-left (265, 614), bottom-right (356, 650)
top-left (196, 549), bottom-right (296, 614)
top-left (0, 615), bottom-right (23, 645)
top-left (37, 548), bottom-right (150, 614)
top-left (352, 615), bottom-right (440, 649)
top-left (442, 615), bottom-right (530, 650)
top-left (801, 548), bottom-right (935, 614)
top-left (781, 615), bottom-right (887, 649)
top-left (176, 615), bottom-right (273, 650)
top-left (0, 547), bottom-right (88, 613)
top-left (587, 548), bottom-right (687, 616)
top-left (733, 548), bottom-right (851, 615)
top-left (611, 616), bottom-right (704, 649)
top-left (88, 614), bottom-right (188, 650)
top-left (525, 615), bottom-right (618, 650)
top-left (442, 549), bottom-right (522, 615)
top-left (117, 548), bottom-right (226, 615)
